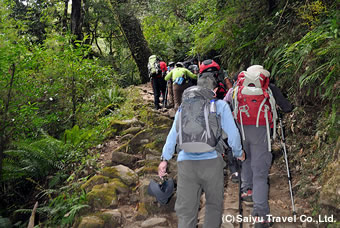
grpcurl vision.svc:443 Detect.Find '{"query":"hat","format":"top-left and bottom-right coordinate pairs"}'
top-left (197, 74), bottom-right (217, 90)
top-left (199, 59), bottom-right (220, 74)
top-left (175, 62), bottom-right (184, 67)
top-left (147, 178), bottom-right (174, 205)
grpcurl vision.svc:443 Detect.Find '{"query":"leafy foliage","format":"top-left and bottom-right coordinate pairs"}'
top-left (0, 0), bottom-right (339, 226)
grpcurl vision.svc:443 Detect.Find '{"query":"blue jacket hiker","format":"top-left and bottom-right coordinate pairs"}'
top-left (158, 74), bottom-right (244, 228)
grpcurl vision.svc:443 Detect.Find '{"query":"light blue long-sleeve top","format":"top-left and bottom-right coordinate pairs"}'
top-left (161, 99), bottom-right (243, 161)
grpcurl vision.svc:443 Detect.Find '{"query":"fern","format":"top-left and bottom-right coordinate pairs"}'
top-left (63, 125), bottom-right (95, 147)
top-left (2, 136), bottom-right (67, 182)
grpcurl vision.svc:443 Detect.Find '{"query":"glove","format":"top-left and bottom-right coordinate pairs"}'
top-left (158, 161), bottom-right (168, 179)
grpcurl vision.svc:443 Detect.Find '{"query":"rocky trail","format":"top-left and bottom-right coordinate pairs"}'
top-left (77, 83), bottom-right (315, 228)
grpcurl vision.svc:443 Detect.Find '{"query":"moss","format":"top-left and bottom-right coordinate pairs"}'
top-left (109, 119), bottom-right (130, 132)
top-left (137, 166), bottom-right (158, 176)
top-left (96, 104), bottom-right (116, 118)
top-left (319, 160), bottom-right (340, 209)
top-left (137, 202), bottom-right (148, 217)
top-left (81, 175), bottom-right (110, 193)
top-left (101, 167), bottom-right (119, 179)
top-left (121, 126), bottom-right (142, 136)
top-left (108, 178), bottom-right (129, 193)
top-left (77, 215), bottom-right (105, 228)
top-left (87, 183), bottom-right (118, 209)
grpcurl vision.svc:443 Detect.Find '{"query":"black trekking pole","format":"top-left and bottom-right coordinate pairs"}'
top-left (237, 160), bottom-right (243, 228)
top-left (279, 114), bottom-right (296, 215)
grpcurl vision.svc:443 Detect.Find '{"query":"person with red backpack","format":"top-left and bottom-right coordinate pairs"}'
top-left (148, 55), bottom-right (167, 110)
top-left (199, 59), bottom-right (228, 99)
top-left (231, 65), bottom-right (292, 228)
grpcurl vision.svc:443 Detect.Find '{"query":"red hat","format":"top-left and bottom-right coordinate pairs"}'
top-left (199, 59), bottom-right (220, 74)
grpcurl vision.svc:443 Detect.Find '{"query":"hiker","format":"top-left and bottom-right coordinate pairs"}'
top-left (231, 65), bottom-right (292, 228)
top-left (199, 59), bottom-right (228, 100)
top-left (199, 59), bottom-right (239, 183)
top-left (164, 62), bottom-right (197, 111)
top-left (158, 74), bottom-right (245, 228)
top-left (166, 61), bottom-right (175, 108)
top-left (148, 55), bottom-right (167, 110)
top-left (187, 58), bottom-right (199, 86)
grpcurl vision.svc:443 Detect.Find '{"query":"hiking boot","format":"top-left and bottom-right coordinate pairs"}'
top-left (241, 189), bottom-right (253, 202)
top-left (231, 172), bottom-right (239, 183)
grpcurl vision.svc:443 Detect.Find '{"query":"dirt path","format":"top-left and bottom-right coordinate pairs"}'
top-left (97, 83), bottom-right (311, 228)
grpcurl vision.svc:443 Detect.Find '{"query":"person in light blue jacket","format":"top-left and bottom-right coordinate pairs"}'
top-left (158, 75), bottom-right (245, 228)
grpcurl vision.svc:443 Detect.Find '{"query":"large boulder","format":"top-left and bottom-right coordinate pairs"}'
top-left (111, 151), bottom-right (139, 167)
top-left (102, 165), bottom-right (138, 186)
top-left (87, 183), bottom-right (119, 209)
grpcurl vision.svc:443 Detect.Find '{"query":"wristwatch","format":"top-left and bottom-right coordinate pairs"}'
top-left (160, 156), bottom-right (167, 162)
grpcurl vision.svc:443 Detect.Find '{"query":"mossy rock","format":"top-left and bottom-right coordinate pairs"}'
top-left (110, 118), bottom-right (140, 133)
top-left (98, 209), bottom-right (122, 228)
top-left (102, 165), bottom-right (138, 186)
top-left (121, 126), bottom-right (142, 136)
top-left (136, 202), bottom-right (149, 219)
top-left (136, 165), bottom-right (158, 176)
top-left (111, 151), bottom-right (139, 167)
top-left (81, 175), bottom-right (110, 193)
top-left (87, 183), bottom-right (118, 209)
top-left (126, 126), bottom-right (170, 155)
top-left (319, 160), bottom-right (340, 209)
top-left (137, 178), bottom-right (159, 215)
top-left (101, 166), bottom-right (120, 179)
top-left (152, 115), bottom-right (173, 126)
top-left (77, 215), bottom-right (105, 228)
top-left (108, 178), bottom-right (129, 194)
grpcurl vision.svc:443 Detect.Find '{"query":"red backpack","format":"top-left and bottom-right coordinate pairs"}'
top-left (232, 65), bottom-right (278, 151)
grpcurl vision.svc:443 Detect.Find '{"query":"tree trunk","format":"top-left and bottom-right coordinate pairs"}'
top-left (62, 0), bottom-right (69, 33)
top-left (83, 0), bottom-right (91, 44)
top-left (71, 0), bottom-right (83, 41)
top-left (112, 0), bottom-right (152, 84)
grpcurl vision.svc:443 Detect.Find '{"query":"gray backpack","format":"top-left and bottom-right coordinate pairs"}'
top-left (176, 86), bottom-right (221, 153)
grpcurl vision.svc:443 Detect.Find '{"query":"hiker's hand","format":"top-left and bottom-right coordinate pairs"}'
top-left (158, 161), bottom-right (168, 178)
top-left (237, 151), bottom-right (246, 161)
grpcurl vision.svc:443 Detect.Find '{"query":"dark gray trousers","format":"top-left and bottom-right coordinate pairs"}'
top-left (175, 156), bottom-right (225, 228)
top-left (240, 125), bottom-right (272, 218)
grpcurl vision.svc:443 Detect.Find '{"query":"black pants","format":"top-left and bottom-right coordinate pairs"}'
top-left (151, 77), bottom-right (166, 108)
